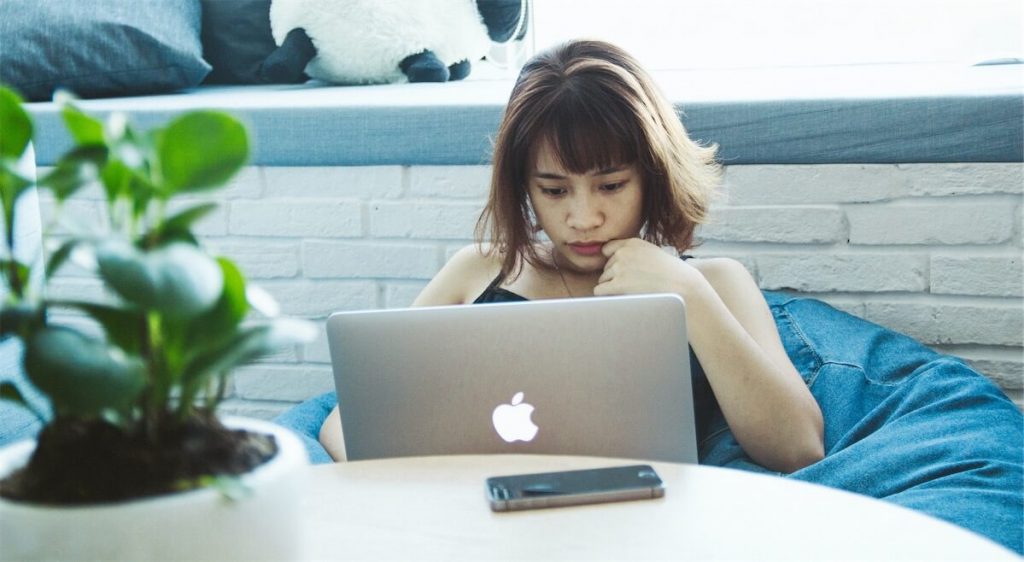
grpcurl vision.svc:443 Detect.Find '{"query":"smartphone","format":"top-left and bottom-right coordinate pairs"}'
top-left (485, 464), bottom-right (664, 512)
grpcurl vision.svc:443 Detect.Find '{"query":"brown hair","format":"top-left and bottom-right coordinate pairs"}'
top-left (476, 39), bottom-right (722, 279)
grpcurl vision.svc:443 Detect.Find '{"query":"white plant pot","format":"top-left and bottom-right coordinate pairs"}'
top-left (0, 417), bottom-right (310, 561)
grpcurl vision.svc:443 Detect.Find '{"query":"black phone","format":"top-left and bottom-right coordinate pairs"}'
top-left (485, 464), bottom-right (665, 512)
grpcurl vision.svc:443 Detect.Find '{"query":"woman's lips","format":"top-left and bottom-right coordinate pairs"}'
top-left (568, 242), bottom-right (604, 256)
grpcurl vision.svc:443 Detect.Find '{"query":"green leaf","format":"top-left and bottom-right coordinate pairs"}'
top-left (157, 112), bottom-right (248, 194)
top-left (23, 326), bottom-right (146, 418)
top-left (164, 257), bottom-right (247, 388)
top-left (99, 159), bottom-right (131, 202)
top-left (0, 303), bottom-right (43, 337)
top-left (61, 301), bottom-right (145, 354)
top-left (180, 325), bottom-right (272, 388)
top-left (0, 381), bottom-right (47, 424)
top-left (145, 202), bottom-right (218, 246)
top-left (0, 381), bottom-right (29, 407)
top-left (0, 165), bottom-right (33, 245)
top-left (0, 87), bottom-right (32, 159)
top-left (0, 258), bottom-right (30, 294)
top-left (44, 238), bottom-right (81, 280)
top-left (96, 240), bottom-right (223, 320)
top-left (165, 202), bottom-right (219, 233)
top-left (108, 119), bottom-right (149, 171)
top-left (185, 257), bottom-right (248, 347)
top-left (40, 145), bottom-right (108, 202)
top-left (100, 158), bottom-right (156, 210)
top-left (61, 104), bottom-right (104, 145)
top-left (181, 317), bottom-right (316, 388)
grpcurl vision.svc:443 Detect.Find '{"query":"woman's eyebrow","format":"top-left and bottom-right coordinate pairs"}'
top-left (533, 166), bottom-right (628, 180)
top-left (533, 171), bottom-right (567, 180)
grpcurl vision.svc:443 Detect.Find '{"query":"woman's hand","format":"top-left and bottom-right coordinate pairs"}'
top-left (594, 238), bottom-right (696, 297)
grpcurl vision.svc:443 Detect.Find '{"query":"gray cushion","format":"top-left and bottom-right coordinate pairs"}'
top-left (23, 63), bottom-right (1024, 166)
top-left (0, 0), bottom-right (210, 102)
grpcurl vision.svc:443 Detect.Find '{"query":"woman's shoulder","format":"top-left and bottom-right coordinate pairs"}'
top-left (688, 256), bottom-right (759, 294)
top-left (448, 243), bottom-right (504, 275)
top-left (413, 243), bottom-right (504, 306)
top-left (688, 256), bottom-right (750, 278)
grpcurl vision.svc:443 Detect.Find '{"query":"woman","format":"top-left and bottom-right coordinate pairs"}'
top-left (312, 39), bottom-right (1021, 552)
top-left (321, 39), bottom-right (825, 473)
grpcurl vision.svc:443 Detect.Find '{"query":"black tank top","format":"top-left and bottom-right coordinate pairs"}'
top-left (471, 260), bottom-right (718, 443)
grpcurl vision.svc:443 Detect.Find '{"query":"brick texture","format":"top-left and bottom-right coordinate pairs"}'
top-left (370, 201), bottom-right (483, 239)
top-left (230, 199), bottom-right (362, 237)
top-left (37, 163), bottom-right (1023, 411)
top-left (847, 201), bottom-right (1015, 245)
top-left (757, 254), bottom-right (928, 292)
top-left (931, 255), bottom-right (1023, 297)
top-left (303, 241), bottom-right (440, 279)
top-left (699, 206), bottom-right (845, 244)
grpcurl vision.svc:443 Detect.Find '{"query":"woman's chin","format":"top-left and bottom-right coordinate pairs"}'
top-left (560, 254), bottom-right (607, 274)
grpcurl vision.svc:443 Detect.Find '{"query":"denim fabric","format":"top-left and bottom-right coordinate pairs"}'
top-left (701, 292), bottom-right (1024, 553)
top-left (0, 340), bottom-right (46, 447)
top-left (272, 391), bottom-right (336, 464)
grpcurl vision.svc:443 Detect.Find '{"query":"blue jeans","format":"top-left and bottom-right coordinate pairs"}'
top-left (277, 292), bottom-right (1023, 553)
top-left (701, 292), bottom-right (1023, 553)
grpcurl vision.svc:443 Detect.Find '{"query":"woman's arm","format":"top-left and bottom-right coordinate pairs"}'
top-left (596, 239), bottom-right (824, 473)
top-left (319, 408), bottom-right (346, 461)
top-left (317, 245), bottom-right (497, 461)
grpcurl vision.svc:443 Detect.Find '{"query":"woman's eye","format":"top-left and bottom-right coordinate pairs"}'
top-left (601, 182), bottom-right (625, 192)
top-left (540, 187), bottom-right (567, 197)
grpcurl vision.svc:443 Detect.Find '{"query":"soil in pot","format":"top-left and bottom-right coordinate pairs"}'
top-left (0, 412), bottom-right (277, 505)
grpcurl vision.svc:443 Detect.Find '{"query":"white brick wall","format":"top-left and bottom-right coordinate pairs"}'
top-left (40, 163), bottom-right (1024, 418)
top-left (707, 163), bottom-right (1024, 408)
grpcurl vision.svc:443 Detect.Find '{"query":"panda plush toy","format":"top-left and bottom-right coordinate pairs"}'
top-left (200, 0), bottom-right (528, 85)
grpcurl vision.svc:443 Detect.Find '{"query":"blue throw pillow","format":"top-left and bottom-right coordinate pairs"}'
top-left (0, 0), bottom-right (211, 102)
top-left (199, 0), bottom-right (279, 84)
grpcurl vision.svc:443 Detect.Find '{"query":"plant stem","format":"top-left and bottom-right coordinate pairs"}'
top-left (4, 259), bottom-right (23, 300)
top-left (213, 372), bottom-right (228, 408)
top-left (139, 311), bottom-right (159, 441)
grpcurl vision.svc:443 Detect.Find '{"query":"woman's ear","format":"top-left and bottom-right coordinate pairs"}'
top-left (525, 201), bottom-right (541, 232)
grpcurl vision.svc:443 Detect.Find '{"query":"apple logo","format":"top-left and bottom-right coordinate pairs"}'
top-left (491, 391), bottom-right (539, 443)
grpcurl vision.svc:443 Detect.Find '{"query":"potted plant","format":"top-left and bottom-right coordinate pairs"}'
top-left (0, 86), bottom-right (317, 560)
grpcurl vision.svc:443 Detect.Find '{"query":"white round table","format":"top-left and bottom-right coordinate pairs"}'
top-left (298, 455), bottom-right (1017, 560)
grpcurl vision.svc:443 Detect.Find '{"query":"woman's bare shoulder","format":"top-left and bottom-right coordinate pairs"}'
top-left (688, 257), bottom-right (760, 299)
top-left (689, 256), bottom-right (751, 280)
top-left (450, 243), bottom-right (505, 282)
top-left (412, 243), bottom-right (504, 306)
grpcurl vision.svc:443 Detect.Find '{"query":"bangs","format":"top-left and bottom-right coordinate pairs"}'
top-left (529, 85), bottom-right (641, 175)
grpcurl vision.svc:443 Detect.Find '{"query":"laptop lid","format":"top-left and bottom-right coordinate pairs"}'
top-left (326, 293), bottom-right (697, 463)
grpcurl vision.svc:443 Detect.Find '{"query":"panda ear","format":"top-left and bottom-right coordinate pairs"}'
top-left (258, 28), bottom-right (317, 84)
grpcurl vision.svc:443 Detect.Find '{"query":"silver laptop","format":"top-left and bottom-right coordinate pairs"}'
top-left (326, 293), bottom-right (698, 463)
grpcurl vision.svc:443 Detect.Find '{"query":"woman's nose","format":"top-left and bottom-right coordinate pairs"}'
top-left (566, 196), bottom-right (603, 231)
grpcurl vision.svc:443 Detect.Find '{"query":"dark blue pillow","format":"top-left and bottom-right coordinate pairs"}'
top-left (199, 0), bottom-right (278, 84)
top-left (0, 0), bottom-right (211, 102)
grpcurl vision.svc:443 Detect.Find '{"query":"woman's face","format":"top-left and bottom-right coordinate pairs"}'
top-left (527, 139), bottom-right (645, 274)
